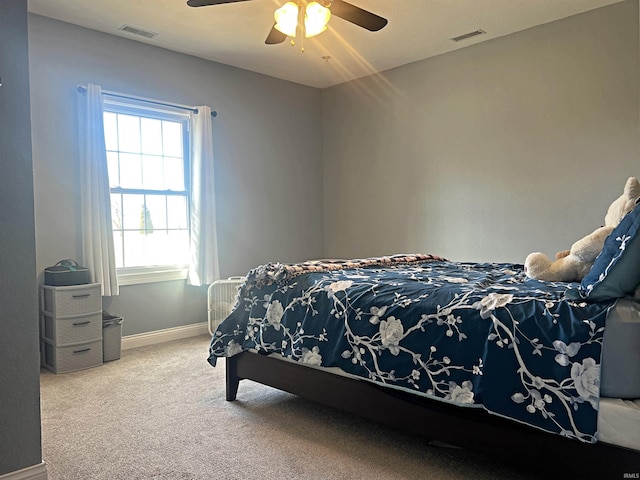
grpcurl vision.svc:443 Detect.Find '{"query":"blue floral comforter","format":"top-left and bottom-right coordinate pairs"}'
top-left (208, 257), bottom-right (616, 443)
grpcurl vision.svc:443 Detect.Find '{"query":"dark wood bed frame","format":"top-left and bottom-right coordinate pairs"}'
top-left (226, 351), bottom-right (640, 479)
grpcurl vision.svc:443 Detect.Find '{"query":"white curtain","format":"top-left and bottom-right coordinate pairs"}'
top-left (188, 105), bottom-right (220, 286)
top-left (78, 83), bottom-right (119, 296)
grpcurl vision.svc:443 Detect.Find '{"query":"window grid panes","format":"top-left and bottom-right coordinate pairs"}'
top-left (103, 105), bottom-right (190, 270)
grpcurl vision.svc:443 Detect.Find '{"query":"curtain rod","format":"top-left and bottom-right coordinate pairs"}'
top-left (76, 85), bottom-right (218, 117)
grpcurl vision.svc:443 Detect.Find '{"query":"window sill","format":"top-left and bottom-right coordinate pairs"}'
top-left (117, 266), bottom-right (188, 286)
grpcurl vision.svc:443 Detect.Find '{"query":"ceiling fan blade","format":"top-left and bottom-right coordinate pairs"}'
top-left (187, 0), bottom-right (253, 7)
top-left (330, 0), bottom-right (388, 31)
top-left (265, 25), bottom-right (287, 45)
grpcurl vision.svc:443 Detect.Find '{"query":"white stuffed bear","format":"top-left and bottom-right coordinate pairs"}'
top-left (525, 176), bottom-right (640, 282)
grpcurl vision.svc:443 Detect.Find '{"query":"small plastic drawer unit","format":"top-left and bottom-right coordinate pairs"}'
top-left (40, 283), bottom-right (103, 373)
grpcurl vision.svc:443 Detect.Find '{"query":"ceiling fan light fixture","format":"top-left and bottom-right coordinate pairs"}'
top-left (274, 2), bottom-right (298, 36)
top-left (305, 2), bottom-right (331, 37)
top-left (274, 1), bottom-right (331, 38)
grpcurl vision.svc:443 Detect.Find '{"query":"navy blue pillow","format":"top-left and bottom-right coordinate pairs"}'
top-left (566, 202), bottom-right (640, 301)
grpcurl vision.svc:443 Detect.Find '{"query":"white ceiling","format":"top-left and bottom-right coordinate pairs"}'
top-left (27, 0), bottom-right (624, 89)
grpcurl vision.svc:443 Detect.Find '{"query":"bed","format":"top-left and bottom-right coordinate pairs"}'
top-left (207, 253), bottom-right (640, 478)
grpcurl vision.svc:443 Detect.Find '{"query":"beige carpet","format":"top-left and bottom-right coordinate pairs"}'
top-left (40, 335), bottom-right (543, 480)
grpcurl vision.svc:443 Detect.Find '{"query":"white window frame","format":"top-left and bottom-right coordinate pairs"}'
top-left (116, 265), bottom-right (189, 286)
top-left (103, 97), bottom-right (192, 285)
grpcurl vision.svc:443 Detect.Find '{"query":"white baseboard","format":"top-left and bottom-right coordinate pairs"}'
top-left (0, 462), bottom-right (47, 480)
top-left (121, 322), bottom-right (209, 350)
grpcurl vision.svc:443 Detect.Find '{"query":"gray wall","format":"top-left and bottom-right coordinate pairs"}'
top-left (0, 0), bottom-right (42, 475)
top-left (323, 1), bottom-right (640, 263)
top-left (27, 1), bottom-right (640, 338)
top-left (28, 15), bottom-right (324, 335)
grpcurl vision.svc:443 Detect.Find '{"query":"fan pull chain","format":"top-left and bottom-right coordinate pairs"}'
top-left (296, 1), bottom-right (306, 53)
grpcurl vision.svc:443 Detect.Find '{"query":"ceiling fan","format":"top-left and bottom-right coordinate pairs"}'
top-left (186, 0), bottom-right (388, 49)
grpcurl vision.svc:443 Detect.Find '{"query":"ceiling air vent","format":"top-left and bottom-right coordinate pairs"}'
top-left (118, 25), bottom-right (158, 39)
top-left (451, 29), bottom-right (486, 42)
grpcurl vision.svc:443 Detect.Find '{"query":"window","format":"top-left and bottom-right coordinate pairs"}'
top-left (103, 98), bottom-right (191, 284)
